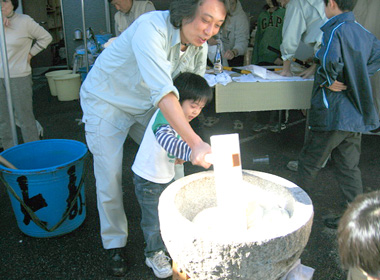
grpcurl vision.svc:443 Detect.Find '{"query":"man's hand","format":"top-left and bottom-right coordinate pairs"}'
top-left (327, 80), bottom-right (347, 92)
top-left (2, 17), bottom-right (10, 27)
top-left (299, 63), bottom-right (317, 79)
top-left (224, 49), bottom-right (235, 60)
top-left (189, 141), bottom-right (212, 169)
top-left (279, 60), bottom-right (293, 77)
top-left (280, 69), bottom-right (293, 77)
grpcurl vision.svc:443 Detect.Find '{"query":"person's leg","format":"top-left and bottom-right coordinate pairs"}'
top-left (297, 130), bottom-right (335, 189)
top-left (133, 173), bottom-right (172, 278)
top-left (83, 114), bottom-right (129, 249)
top-left (331, 132), bottom-right (362, 203)
top-left (0, 78), bottom-right (14, 149)
top-left (252, 111), bottom-right (271, 132)
top-left (133, 174), bottom-right (168, 257)
top-left (10, 76), bottom-right (39, 144)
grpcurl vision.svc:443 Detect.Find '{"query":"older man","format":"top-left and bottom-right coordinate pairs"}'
top-left (81, 0), bottom-right (229, 277)
top-left (109, 0), bottom-right (155, 36)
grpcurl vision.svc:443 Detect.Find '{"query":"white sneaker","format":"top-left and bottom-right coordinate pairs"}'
top-left (145, 250), bottom-right (173, 278)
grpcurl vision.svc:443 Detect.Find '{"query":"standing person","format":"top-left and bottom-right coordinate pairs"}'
top-left (206, 0), bottom-right (248, 130)
top-left (297, 0), bottom-right (380, 229)
top-left (132, 72), bottom-right (213, 278)
top-left (80, 0), bottom-right (228, 276)
top-left (251, 0), bottom-right (288, 133)
top-left (337, 191), bottom-right (380, 280)
top-left (251, 0), bottom-right (287, 66)
top-left (279, 0), bottom-right (327, 78)
top-left (0, 0), bottom-right (52, 150)
top-left (108, 0), bottom-right (155, 36)
top-left (208, 0), bottom-right (249, 67)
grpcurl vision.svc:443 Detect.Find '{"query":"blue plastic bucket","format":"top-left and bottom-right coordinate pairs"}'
top-left (0, 139), bottom-right (88, 238)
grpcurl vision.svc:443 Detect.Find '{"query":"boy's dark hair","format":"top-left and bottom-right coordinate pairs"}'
top-left (174, 72), bottom-right (213, 105)
top-left (4, 0), bottom-right (19, 10)
top-left (323, 0), bottom-right (357, 11)
top-left (170, 0), bottom-right (230, 29)
top-left (338, 191), bottom-right (380, 279)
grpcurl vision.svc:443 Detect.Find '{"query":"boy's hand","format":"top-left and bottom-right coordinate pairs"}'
top-left (190, 141), bottom-right (212, 169)
top-left (327, 80), bottom-right (347, 92)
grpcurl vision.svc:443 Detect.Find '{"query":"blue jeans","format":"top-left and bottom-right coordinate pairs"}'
top-left (133, 173), bottom-right (172, 257)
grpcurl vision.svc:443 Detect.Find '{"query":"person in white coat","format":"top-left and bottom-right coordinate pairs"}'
top-left (279, 0), bottom-right (327, 78)
top-left (80, 0), bottom-right (228, 276)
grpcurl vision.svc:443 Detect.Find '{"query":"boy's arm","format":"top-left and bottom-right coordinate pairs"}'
top-left (155, 124), bottom-right (191, 162)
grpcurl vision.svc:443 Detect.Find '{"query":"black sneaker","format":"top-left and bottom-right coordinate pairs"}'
top-left (108, 248), bottom-right (128, 277)
top-left (323, 214), bottom-right (341, 229)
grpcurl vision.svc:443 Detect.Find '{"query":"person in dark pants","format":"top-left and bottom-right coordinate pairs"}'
top-left (297, 0), bottom-right (380, 229)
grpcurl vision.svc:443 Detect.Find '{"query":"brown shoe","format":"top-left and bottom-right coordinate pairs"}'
top-left (108, 248), bottom-right (128, 277)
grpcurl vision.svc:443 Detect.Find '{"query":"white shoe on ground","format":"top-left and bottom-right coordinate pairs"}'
top-left (145, 250), bottom-right (173, 278)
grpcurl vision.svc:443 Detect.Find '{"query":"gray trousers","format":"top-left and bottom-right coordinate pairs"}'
top-left (0, 75), bottom-right (39, 149)
top-left (297, 130), bottom-right (362, 203)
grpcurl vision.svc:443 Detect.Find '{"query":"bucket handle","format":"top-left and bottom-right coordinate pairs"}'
top-left (0, 163), bottom-right (86, 233)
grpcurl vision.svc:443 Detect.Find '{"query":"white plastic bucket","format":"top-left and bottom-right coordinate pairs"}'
top-left (54, 74), bottom-right (81, 101)
top-left (45, 70), bottom-right (73, 96)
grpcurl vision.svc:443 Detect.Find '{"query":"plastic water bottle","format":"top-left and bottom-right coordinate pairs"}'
top-left (214, 41), bottom-right (223, 74)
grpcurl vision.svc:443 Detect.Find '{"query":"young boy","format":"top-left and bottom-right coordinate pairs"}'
top-left (131, 72), bottom-right (213, 278)
top-left (297, 0), bottom-right (380, 228)
top-left (338, 191), bottom-right (380, 280)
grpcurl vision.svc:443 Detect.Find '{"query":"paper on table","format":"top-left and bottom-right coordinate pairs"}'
top-left (245, 65), bottom-right (267, 79)
top-left (242, 64), bottom-right (314, 82)
top-left (232, 75), bottom-right (259, 83)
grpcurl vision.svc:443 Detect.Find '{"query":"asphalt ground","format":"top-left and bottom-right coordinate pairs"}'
top-left (0, 72), bottom-right (379, 280)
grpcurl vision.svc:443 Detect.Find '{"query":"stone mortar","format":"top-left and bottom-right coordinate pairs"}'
top-left (158, 170), bottom-right (314, 280)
